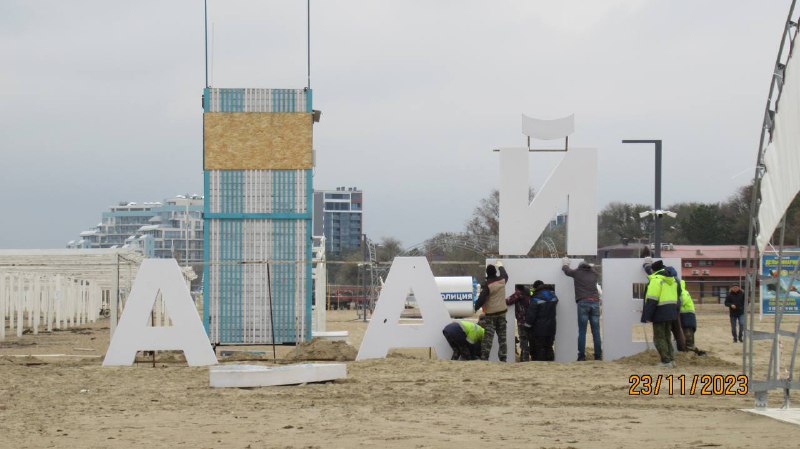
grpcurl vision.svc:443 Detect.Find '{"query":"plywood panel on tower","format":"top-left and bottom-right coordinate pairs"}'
top-left (204, 112), bottom-right (313, 170)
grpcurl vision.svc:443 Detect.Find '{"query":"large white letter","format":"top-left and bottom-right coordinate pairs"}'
top-left (601, 257), bottom-right (681, 361)
top-left (356, 257), bottom-right (453, 360)
top-left (491, 258), bottom-right (577, 362)
top-left (497, 258), bottom-right (682, 362)
top-left (499, 147), bottom-right (597, 256)
top-left (103, 259), bottom-right (218, 366)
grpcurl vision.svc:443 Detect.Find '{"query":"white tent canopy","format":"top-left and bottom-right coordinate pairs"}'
top-left (0, 248), bottom-right (142, 290)
top-left (757, 43), bottom-right (800, 252)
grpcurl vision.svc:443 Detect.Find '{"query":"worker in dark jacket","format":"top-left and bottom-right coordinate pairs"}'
top-left (562, 258), bottom-right (602, 361)
top-left (526, 280), bottom-right (558, 361)
top-left (724, 284), bottom-right (745, 342)
top-left (505, 284), bottom-right (531, 361)
top-left (474, 262), bottom-right (509, 361)
top-left (642, 259), bottom-right (679, 367)
top-left (663, 266), bottom-right (686, 352)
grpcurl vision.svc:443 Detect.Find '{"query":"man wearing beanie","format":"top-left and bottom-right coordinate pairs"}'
top-left (642, 258), bottom-right (680, 367)
top-left (474, 261), bottom-right (509, 361)
top-left (526, 280), bottom-right (559, 361)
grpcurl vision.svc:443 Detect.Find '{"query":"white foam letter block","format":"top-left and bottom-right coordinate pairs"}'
top-left (521, 114), bottom-right (575, 140)
top-left (210, 363), bottom-right (347, 388)
top-left (495, 258), bottom-right (577, 362)
top-left (498, 147), bottom-right (597, 256)
top-left (601, 258), bottom-right (681, 361)
top-left (103, 259), bottom-right (218, 366)
top-left (356, 257), bottom-right (453, 360)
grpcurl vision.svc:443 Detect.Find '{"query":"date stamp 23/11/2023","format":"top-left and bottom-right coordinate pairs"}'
top-left (628, 374), bottom-right (748, 396)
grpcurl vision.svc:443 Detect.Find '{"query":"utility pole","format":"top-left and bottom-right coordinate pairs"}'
top-left (622, 139), bottom-right (663, 257)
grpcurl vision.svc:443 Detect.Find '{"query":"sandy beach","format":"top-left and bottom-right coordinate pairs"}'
top-left (2, 306), bottom-right (800, 448)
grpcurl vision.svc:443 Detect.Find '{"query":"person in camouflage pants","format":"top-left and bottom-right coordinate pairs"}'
top-left (474, 262), bottom-right (509, 361)
top-left (480, 312), bottom-right (508, 361)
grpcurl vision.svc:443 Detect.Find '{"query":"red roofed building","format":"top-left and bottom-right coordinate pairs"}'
top-left (598, 243), bottom-right (752, 304)
top-left (658, 245), bottom-right (750, 304)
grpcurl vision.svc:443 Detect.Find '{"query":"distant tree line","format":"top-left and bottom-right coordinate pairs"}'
top-left (599, 181), bottom-right (800, 247)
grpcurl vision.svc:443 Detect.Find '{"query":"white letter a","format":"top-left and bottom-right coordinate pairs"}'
top-left (103, 259), bottom-right (218, 366)
top-left (356, 257), bottom-right (453, 360)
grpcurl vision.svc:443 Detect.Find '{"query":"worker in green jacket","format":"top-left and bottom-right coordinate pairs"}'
top-left (678, 279), bottom-right (707, 356)
top-left (642, 259), bottom-right (679, 367)
top-left (443, 318), bottom-right (486, 360)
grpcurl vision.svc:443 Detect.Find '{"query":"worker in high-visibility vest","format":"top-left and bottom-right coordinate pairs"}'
top-left (678, 279), bottom-right (707, 356)
top-left (664, 267), bottom-right (686, 352)
top-left (642, 259), bottom-right (679, 367)
top-left (443, 317), bottom-right (486, 360)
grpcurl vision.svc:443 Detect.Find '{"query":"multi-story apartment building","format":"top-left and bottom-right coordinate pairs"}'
top-left (313, 187), bottom-right (363, 256)
top-left (68, 195), bottom-right (204, 266)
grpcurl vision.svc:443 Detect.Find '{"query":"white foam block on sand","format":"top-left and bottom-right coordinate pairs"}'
top-left (209, 363), bottom-right (347, 388)
top-left (744, 408), bottom-right (800, 426)
top-left (311, 331), bottom-right (349, 341)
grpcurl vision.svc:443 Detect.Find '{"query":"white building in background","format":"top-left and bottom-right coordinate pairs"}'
top-left (68, 195), bottom-right (204, 266)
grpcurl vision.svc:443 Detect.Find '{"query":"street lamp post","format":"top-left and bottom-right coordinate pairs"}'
top-left (622, 139), bottom-right (663, 257)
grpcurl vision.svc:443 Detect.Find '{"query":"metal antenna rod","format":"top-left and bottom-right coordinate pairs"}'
top-left (204, 0), bottom-right (209, 88)
top-left (307, 0), bottom-right (311, 89)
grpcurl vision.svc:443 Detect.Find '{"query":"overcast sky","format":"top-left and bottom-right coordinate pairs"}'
top-left (0, 0), bottom-right (791, 249)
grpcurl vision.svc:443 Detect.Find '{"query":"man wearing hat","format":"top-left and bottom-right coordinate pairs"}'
top-left (474, 261), bottom-right (509, 361)
top-left (642, 258), bottom-right (680, 367)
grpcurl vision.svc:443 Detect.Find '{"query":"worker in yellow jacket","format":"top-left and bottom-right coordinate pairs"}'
top-left (678, 279), bottom-right (707, 356)
top-left (642, 259), bottom-right (679, 367)
top-left (443, 318), bottom-right (486, 360)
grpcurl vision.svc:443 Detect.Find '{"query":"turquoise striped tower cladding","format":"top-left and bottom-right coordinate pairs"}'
top-left (203, 88), bottom-right (313, 345)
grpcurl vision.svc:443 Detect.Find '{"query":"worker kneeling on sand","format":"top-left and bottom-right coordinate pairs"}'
top-left (642, 259), bottom-right (680, 368)
top-left (443, 316), bottom-right (487, 360)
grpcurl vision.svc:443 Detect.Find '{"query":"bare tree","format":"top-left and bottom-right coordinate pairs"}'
top-left (376, 236), bottom-right (404, 262)
top-left (465, 188), bottom-right (535, 241)
top-left (465, 189), bottom-right (500, 240)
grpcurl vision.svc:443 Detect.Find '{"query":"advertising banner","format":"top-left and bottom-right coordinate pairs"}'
top-left (761, 253), bottom-right (800, 314)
